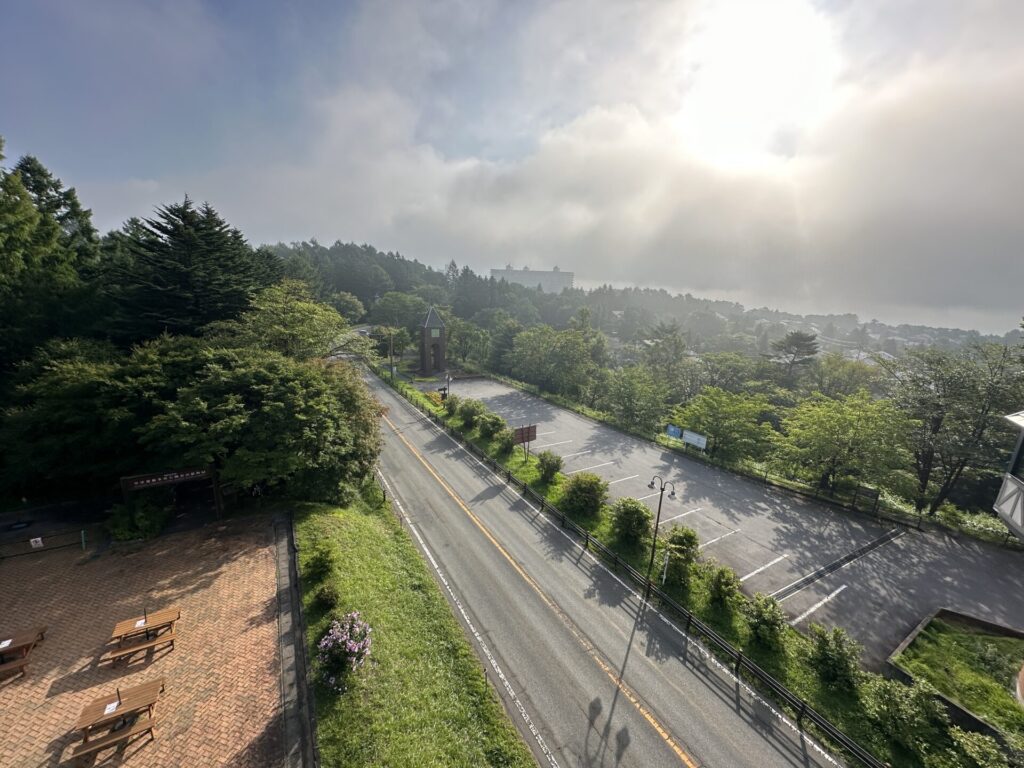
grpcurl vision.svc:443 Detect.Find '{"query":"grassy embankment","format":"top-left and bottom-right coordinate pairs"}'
top-left (896, 616), bottom-right (1024, 753)
top-left (294, 490), bottom-right (535, 768)
top-left (380, 371), bottom-right (1018, 767)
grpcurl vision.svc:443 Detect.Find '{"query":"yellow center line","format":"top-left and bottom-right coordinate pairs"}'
top-left (382, 413), bottom-right (700, 768)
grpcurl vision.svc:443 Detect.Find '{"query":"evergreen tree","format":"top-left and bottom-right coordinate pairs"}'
top-left (771, 330), bottom-right (819, 379)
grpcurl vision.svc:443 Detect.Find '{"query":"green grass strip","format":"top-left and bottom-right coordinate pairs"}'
top-left (295, 496), bottom-right (536, 768)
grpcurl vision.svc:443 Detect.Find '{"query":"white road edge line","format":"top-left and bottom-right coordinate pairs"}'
top-left (381, 383), bottom-right (840, 768)
top-left (566, 461), bottom-right (614, 474)
top-left (790, 585), bottom-right (848, 626)
top-left (533, 440), bottom-right (573, 449)
top-left (607, 475), bottom-right (640, 486)
top-left (699, 530), bottom-right (739, 549)
top-left (560, 450), bottom-right (591, 460)
top-left (740, 554), bottom-right (789, 583)
top-left (658, 508), bottom-right (702, 526)
top-left (376, 470), bottom-right (560, 768)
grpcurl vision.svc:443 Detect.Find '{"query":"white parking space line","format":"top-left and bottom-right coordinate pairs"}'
top-left (535, 431), bottom-right (557, 437)
top-left (658, 508), bottom-right (702, 526)
top-left (699, 530), bottom-right (739, 549)
top-left (560, 450), bottom-right (591, 460)
top-left (637, 491), bottom-right (661, 500)
top-left (534, 440), bottom-right (572, 449)
top-left (790, 585), bottom-right (847, 626)
top-left (740, 554), bottom-right (789, 582)
top-left (607, 475), bottom-right (639, 485)
top-left (566, 461), bottom-right (614, 475)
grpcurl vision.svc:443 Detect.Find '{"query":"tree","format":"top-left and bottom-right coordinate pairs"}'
top-left (447, 317), bottom-right (489, 364)
top-left (664, 527), bottom-right (699, 591)
top-left (807, 352), bottom-right (880, 398)
top-left (673, 387), bottom-right (775, 463)
top-left (773, 391), bottom-right (911, 493)
top-left (205, 280), bottom-right (351, 361)
top-left (110, 198), bottom-right (277, 343)
top-left (808, 624), bottom-right (861, 689)
top-left (642, 320), bottom-right (688, 385)
top-left (771, 330), bottom-right (819, 379)
top-left (706, 562), bottom-right (741, 607)
top-left (743, 593), bottom-right (787, 649)
top-left (601, 366), bottom-right (669, 434)
top-left (327, 291), bottom-right (365, 323)
top-left (611, 497), bottom-right (652, 546)
top-left (861, 678), bottom-right (947, 753)
top-left (559, 472), bottom-right (608, 517)
top-left (370, 291), bottom-right (429, 336)
top-left (537, 451), bottom-right (563, 483)
top-left (877, 345), bottom-right (1024, 513)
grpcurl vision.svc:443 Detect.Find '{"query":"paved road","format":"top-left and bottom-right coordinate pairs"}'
top-left (371, 375), bottom-right (840, 768)
top-left (447, 377), bottom-right (1024, 668)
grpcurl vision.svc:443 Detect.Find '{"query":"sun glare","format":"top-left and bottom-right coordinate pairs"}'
top-left (675, 0), bottom-right (842, 170)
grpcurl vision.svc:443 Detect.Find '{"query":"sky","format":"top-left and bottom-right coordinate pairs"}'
top-left (2, 0), bottom-right (1022, 333)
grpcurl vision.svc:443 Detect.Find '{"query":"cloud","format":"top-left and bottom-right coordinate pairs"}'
top-left (75, 0), bottom-right (1024, 332)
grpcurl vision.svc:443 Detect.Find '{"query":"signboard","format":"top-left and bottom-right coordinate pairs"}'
top-left (513, 425), bottom-right (537, 446)
top-left (29, 537), bottom-right (43, 549)
top-left (682, 430), bottom-right (708, 451)
top-left (666, 425), bottom-right (682, 440)
top-left (121, 467), bottom-right (211, 493)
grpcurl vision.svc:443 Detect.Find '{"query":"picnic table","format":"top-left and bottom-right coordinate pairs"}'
top-left (110, 607), bottom-right (179, 645)
top-left (71, 677), bottom-right (163, 759)
top-left (0, 626), bottom-right (47, 678)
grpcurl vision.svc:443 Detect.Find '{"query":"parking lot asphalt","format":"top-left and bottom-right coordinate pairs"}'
top-left (447, 377), bottom-right (1024, 667)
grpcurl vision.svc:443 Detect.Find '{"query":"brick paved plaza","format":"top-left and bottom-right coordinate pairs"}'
top-left (0, 516), bottom-right (285, 767)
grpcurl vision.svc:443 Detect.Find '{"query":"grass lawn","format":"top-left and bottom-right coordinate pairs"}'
top-left (294, 493), bottom-right (536, 768)
top-left (895, 616), bottom-right (1024, 752)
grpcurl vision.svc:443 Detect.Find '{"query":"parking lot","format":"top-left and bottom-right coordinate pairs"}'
top-left (449, 377), bottom-right (1024, 666)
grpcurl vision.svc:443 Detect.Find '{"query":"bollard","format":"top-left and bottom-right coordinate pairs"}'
top-left (81, 529), bottom-right (87, 551)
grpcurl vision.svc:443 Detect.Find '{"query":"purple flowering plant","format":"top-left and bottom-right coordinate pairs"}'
top-left (317, 611), bottom-right (372, 692)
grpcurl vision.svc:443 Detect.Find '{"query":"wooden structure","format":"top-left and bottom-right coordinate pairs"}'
top-left (0, 625), bottom-right (47, 679)
top-left (419, 306), bottom-right (447, 374)
top-left (105, 607), bottom-right (179, 664)
top-left (71, 677), bottom-right (163, 760)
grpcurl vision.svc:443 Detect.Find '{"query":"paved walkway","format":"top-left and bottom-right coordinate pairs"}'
top-left (0, 516), bottom-right (285, 767)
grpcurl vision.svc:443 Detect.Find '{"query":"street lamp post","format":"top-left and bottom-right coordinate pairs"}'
top-left (645, 475), bottom-right (675, 599)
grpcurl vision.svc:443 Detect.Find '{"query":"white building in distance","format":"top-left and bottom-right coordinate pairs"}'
top-left (490, 265), bottom-right (574, 294)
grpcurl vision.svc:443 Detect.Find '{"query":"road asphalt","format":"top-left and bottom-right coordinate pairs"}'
top-left (446, 377), bottom-right (1024, 668)
top-left (369, 374), bottom-right (841, 768)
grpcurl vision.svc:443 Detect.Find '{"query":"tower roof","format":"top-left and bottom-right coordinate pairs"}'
top-left (422, 306), bottom-right (446, 329)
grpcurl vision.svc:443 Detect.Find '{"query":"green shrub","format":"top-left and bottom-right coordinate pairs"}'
top-left (306, 544), bottom-right (338, 582)
top-left (945, 726), bottom-right (1009, 768)
top-left (937, 501), bottom-right (964, 529)
top-left (743, 593), bottom-right (787, 650)
top-left (808, 624), bottom-right (862, 689)
top-left (425, 390), bottom-right (443, 409)
top-left (559, 472), bottom-right (608, 517)
top-left (667, 527), bottom-right (699, 565)
top-left (458, 398), bottom-right (487, 428)
top-left (444, 393), bottom-right (462, 416)
top-left (106, 490), bottom-right (173, 541)
top-left (493, 428), bottom-right (515, 456)
top-left (478, 412), bottom-right (507, 439)
top-left (862, 678), bottom-right (947, 753)
top-left (314, 582), bottom-right (342, 611)
top-left (611, 497), bottom-right (652, 546)
top-left (706, 562), bottom-right (741, 607)
top-left (537, 451), bottom-right (563, 483)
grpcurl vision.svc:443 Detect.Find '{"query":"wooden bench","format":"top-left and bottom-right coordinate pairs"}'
top-left (0, 655), bottom-right (30, 679)
top-left (105, 632), bottom-right (176, 664)
top-left (70, 716), bottom-right (157, 761)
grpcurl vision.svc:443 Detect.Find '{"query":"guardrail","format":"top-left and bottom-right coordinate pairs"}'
top-left (378, 367), bottom-right (887, 768)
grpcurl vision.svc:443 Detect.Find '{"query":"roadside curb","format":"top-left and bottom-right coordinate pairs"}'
top-left (273, 513), bottom-right (317, 768)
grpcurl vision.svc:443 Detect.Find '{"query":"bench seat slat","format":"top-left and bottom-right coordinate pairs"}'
top-left (71, 717), bottom-right (157, 758)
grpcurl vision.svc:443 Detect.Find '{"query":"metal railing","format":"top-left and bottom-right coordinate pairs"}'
top-left (382, 371), bottom-right (887, 768)
top-left (0, 525), bottom-right (98, 560)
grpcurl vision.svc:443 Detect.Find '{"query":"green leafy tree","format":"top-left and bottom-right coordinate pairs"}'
top-left (706, 562), bottom-right (741, 607)
top-left (457, 398), bottom-right (486, 428)
top-left (808, 624), bottom-right (862, 689)
top-left (493, 427), bottom-right (515, 455)
top-left (478, 412), bottom-right (507, 439)
top-left (673, 387), bottom-right (775, 462)
top-left (876, 344), bottom-right (1024, 512)
top-left (327, 291), bottom-right (365, 322)
top-left (110, 197), bottom-right (277, 342)
top-left (807, 352), bottom-right (880, 398)
top-left (945, 726), bottom-right (1009, 768)
top-left (448, 317), bottom-right (489, 364)
top-left (743, 593), bottom-right (787, 650)
top-left (610, 497), bottom-right (652, 546)
top-left (559, 472), bottom-right (608, 517)
top-left (602, 366), bottom-right (669, 434)
top-left (773, 391), bottom-right (911, 493)
top-left (537, 451), bottom-right (563, 483)
top-left (861, 678), bottom-right (948, 753)
top-left (370, 291), bottom-right (429, 336)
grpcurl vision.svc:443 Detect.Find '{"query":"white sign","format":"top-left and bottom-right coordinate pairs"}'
top-left (0, 639), bottom-right (11, 649)
top-left (103, 702), bottom-right (119, 715)
top-left (29, 537), bottom-right (43, 549)
top-left (682, 430), bottom-right (708, 451)
top-left (135, 619), bottom-right (146, 628)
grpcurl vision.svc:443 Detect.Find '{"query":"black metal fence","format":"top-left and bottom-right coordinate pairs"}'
top-left (0, 525), bottom-right (99, 560)
top-left (386, 374), bottom-right (887, 768)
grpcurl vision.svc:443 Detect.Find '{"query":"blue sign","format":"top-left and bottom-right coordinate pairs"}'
top-left (666, 424), bottom-right (682, 440)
